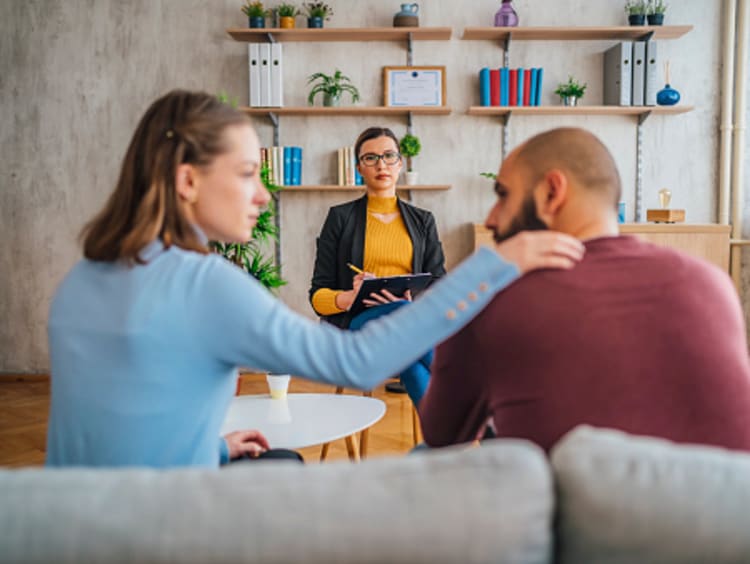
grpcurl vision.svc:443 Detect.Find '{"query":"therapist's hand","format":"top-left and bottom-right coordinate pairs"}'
top-left (495, 231), bottom-right (584, 274)
top-left (335, 272), bottom-right (375, 311)
top-left (363, 288), bottom-right (412, 307)
top-left (224, 430), bottom-right (270, 459)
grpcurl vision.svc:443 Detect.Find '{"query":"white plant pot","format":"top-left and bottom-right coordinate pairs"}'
top-left (404, 171), bottom-right (419, 185)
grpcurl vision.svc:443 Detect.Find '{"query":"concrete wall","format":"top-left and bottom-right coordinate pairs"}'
top-left (1, 0), bottom-right (747, 372)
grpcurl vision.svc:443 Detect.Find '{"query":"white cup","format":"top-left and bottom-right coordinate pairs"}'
top-left (266, 374), bottom-right (290, 400)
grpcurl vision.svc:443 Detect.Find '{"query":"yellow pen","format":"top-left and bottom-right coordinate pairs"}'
top-left (346, 262), bottom-right (365, 275)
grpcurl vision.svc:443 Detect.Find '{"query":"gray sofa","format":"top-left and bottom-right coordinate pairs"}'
top-left (2, 426), bottom-right (749, 564)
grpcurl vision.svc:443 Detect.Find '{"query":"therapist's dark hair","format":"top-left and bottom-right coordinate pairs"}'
top-left (354, 127), bottom-right (400, 160)
top-left (81, 89), bottom-right (251, 263)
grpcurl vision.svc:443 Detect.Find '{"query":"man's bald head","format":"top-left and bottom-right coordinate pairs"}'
top-left (514, 128), bottom-right (621, 208)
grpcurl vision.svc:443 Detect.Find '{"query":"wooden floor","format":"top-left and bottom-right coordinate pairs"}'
top-left (0, 373), bottom-right (418, 467)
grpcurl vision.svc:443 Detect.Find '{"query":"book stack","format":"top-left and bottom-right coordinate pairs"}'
top-left (248, 43), bottom-right (283, 107)
top-left (479, 67), bottom-right (544, 107)
top-left (337, 147), bottom-right (364, 186)
top-left (603, 41), bottom-right (660, 106)
top-left (261, 146), bottom-right (302, 186)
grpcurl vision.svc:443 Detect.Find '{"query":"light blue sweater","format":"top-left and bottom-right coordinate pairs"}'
top-left (47, 240), bottom-right (519, 468)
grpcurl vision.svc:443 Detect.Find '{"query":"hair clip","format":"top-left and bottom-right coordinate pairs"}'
top-left (165, 129), bottom-right (174, 139)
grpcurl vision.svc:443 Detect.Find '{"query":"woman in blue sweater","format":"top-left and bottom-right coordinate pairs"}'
top-left (46, 90), bottom-right (583, 468)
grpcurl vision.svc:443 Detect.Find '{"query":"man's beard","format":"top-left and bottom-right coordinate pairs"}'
top-left (491, 194), bottom-right (549, 244)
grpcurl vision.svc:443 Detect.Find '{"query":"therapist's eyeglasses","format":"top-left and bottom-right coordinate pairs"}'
top-left (359, 151), bottom-right (402, 167)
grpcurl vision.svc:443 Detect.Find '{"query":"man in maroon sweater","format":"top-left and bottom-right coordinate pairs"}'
top-left (420, 127), bottom-right (750, 452)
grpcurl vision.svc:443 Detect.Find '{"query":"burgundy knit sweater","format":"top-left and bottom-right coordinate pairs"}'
top-left (420, 236), bottom-right (750, 452)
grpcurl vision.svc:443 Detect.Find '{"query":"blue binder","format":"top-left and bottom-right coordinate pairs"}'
top-left (479, 68), bottom-right (491, 106)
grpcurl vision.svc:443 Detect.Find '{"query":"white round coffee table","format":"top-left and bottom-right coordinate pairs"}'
top-left (221, 393), bottom-right (386, 456)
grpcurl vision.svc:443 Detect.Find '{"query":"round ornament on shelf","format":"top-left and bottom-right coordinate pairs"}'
top-left (656, 61), bottom-right (681, 106)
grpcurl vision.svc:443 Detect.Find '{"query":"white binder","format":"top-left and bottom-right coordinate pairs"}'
top-left (270, 43), bottom-right (283, 107)
top-left (644, 41), bottom-right (660, 106)
top-left (603, 42), bottom-right (633, 106)
top-left (259, 43), bottom-right (271, 107)
top-left (248, 44), bottom-right (261, 107)
top-left (631, 41), bottom-right (646, 106)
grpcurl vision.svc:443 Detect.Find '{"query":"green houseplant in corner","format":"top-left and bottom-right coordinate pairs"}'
top-left (399, 133), bottom-right (421, 186)
top-left (242, 1), bottom-right (269, 28)
top-left (212, 93), bottom-right (286, 292)
top-left (307, 69), bottom-right (360, 107)
top-left (554, 75), bottom-right (587, 107)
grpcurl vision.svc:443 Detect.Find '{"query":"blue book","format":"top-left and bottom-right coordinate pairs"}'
top-left (283, 147), bottom-right (292, 186)
top-left (291, 146), bottom-right (302, 185)
top-left (479, 68), bottom-right (491, 106)
top-left (535, 68), bottom-right (544, 106)
top-left (516, 67), bottom-right (524, 107)
top-left (529, 68), bottom-right (539, 107)
top-left (500, 67), bottom-right (509, 106)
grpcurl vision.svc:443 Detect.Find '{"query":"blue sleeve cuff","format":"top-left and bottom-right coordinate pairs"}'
top-left (219, 436), bottom-right (230, 465)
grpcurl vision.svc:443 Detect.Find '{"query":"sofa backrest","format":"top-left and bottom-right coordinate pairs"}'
top-left (0, 440), bottom-right (553, 564)
top-left (552, 426), bottom-right (750, 564)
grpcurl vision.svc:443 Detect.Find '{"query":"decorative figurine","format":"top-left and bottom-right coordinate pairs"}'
top-left (494, 0), bottom-right (519, 27)
top-left (393, 3), bottom-right (419, 27)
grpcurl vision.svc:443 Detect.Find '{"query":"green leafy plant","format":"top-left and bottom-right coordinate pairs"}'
top-left (554, 75), bottom-right (587, 99)
top-left (302, 2), bottom-right (333, 19)
top-left (211, 164), bottom-right (286, 292)
top-left (399, 133), bottom-right (421, 172)
top-left (648, 0), bottom-right (667, 14)
top-left (624, 0), bottom-right (648, 15)
top-left (216, 91), bottom-right (239, 108)
top-left (307, 70), bottom-right (360, 105)
top-left (212, 93), bottom-right (285, 292)
top-left (241, 1), bottom-right (269, 18)
top-left (480, 172), bottom-right (497, 180)
top-left (277, 2), bottom-right (299, 17)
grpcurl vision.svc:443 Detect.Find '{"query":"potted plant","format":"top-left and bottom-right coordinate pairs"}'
top-left (242, 1), bottom-right (269, 28)
top-left (307, 69), bottom-right (360, 107)
top-left (554, 75), bottom-right (587, 106)
top-left (211, 162), bottom-right (286, 292)
top-left (303, 2), bottom-right (333, 28)
top-left (277, 3), bottom-right (299, 28)
top-left (399, 133), bottom-right (421, 186)
top-left (624, 0), bottom-right (647, 25)
top-left (647, 0), bottom-right (667, 25)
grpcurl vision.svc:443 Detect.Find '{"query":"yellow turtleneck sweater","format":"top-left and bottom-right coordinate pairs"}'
top-left (312, 196), bottom-right (413, 315)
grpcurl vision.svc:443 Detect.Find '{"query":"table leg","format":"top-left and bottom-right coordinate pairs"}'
top-left (359, 390), bottom-right (373, 459)
top-left (319, 386), bottom-right (346, 461)
top-left (345, 434), bottom-right (360, 462)
top-left (412, 405), bottom-right (421, 446)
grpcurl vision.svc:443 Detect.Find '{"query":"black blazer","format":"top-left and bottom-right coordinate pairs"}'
top-left (309, 195), bottom-right (447, 329)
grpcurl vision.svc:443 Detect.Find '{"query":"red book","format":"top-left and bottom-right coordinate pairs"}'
top-left (489, 69), bottom-right (500, 106)
top-left (509, 69), bottom-right (518, 106)
top-left (523, 69), bottom-right (532, 106)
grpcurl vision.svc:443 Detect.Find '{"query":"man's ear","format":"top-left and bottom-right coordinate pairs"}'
top-left (175, 163), bottom-right (199, 204)
top-left (533, 169), bottom-right (568, 225)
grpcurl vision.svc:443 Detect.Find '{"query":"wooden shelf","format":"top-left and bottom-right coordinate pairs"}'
top-left (241, 106), bottom-right (452, 116)
top-left (466, 105), bottom-right (694, 117)
top-left (280, 185), bottom-right (451, 192)
top-left (462, 25), bottom-right (693, 42)
top-left (227, 27), bottom-right (452, 42)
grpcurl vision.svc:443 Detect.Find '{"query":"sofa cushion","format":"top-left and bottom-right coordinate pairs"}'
top-left (552, 426), bottom-right (750, 564)
top-left (0, 440), bottom-right (553, 564)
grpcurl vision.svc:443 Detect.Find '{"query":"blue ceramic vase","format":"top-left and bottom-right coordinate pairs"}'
top-left (657, 84), bottom-right (681, 106)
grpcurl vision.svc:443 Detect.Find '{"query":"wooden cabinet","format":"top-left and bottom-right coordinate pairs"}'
top-left (473, 223), bottom-right (731, 272)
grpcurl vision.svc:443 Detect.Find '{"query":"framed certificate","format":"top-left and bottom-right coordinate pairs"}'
top-left (383, 66), bottom-right (446, 107)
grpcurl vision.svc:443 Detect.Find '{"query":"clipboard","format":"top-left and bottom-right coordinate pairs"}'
top-left (349, 273), bottom-right (432, 316)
